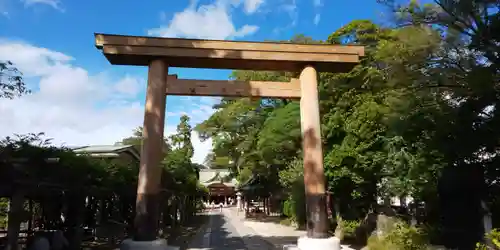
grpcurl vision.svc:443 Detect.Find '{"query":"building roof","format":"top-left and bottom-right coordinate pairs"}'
top-left (73, 145), bottom-right (130, 152)
top-left (199, 168), bottom-right (238, 187)
top-left (73, 145), bottom-right (140, 161)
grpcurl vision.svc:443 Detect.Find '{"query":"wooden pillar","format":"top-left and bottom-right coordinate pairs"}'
top-left (66, 193), bottom-right (86, 250)
top-left (134, 59), bottom-right (168, 241)
top-left (299, 65), bottom-right (329, 238)
top-left (28, 199), bottom-right (33, 235)
top-left (6, 192), bottom-right (24, 250)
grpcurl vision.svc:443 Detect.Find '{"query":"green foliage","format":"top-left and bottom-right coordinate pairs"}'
top-left (342, 220), bottom-right (361, 237)
top-left (367, 220), bottom-right (431, 250)
top-left (279, 159), bottom-right (306, 227)
top-left (196, 2), bottom-right (500, 246)
top-left (488, 229), bottom-right (500, 248)
top-left (279, 217), bottom-right (294, 227)
top-left (0, 61), bottom-right (30, 99)
top-left (335, 217), bottom-right (362, 241)
top-left (163, 115), bottom-right (201, 195)
top-left (117, 126), bottom-right (170, 153)
top-left (257, 102), bottom-right (301, 167)
top-left (476, 229), bottom-right (500, 250)
top-left (237, 166), bottom-right (253, 184)
top-left (0, 133), bottom-right (137, 192)
top-left (282, 199), bottom-right (293, 218)
top-left (278, 158), bottom-right (303, 190)
top-left (321, 21), bottom-right (448, 219)
top-left (290, 177), bottom-right (306, 227)
top-left (0, 198), bottom-right (7, 229)
top-left (281, 187), bottom-right (306, 229)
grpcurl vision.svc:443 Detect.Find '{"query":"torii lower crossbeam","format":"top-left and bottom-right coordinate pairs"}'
top-left (166, 75), bottom-right (301, 99)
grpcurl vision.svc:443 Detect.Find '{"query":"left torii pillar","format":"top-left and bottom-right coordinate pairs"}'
top-left (122, 59), bottom-right (170, 250)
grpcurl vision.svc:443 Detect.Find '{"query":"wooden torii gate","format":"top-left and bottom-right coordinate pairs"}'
top-left (95, 34), bottom-right (364, 249)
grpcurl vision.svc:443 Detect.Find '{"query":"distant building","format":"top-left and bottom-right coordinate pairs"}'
top-left (72, 145), bottom-right (140, 164)
top-left (198, 168), bottom-right (238, 204)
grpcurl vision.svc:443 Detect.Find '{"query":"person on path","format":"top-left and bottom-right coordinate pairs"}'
top-left (219, 202), bottom-right (223, 212)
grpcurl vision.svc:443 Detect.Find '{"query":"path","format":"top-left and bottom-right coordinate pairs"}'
top-left (187, 208), bottom-right (356, 250)
top-left (187, 210), bottom-right (270, 250)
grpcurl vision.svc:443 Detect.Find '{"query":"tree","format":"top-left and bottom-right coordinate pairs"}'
top-left (378, 0), bottom-right (500, 247)
top-left (0, 61), bottom-right (30, 99)
top-left (169, 115), bottom-right (194, 161)
top-left (163, 115), bottom-right (199, 192)
top-left (160, 115), bottom-right (204, 227)
top-left (117, 126), bottom-right (170, 153)
top-left (197, 11), bottom-right (500, 247)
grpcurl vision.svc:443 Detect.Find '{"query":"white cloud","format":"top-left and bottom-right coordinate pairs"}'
top-left (147, 0), bottom-right (259, 40)
top-left (165, 96), bottom-right (218, 164)
top-left (0, 39), bottom-right (214, 165)
top-left (313, 13), bottom-right (320, 25)
top-left (282, 0), bottom-right (298, 26)
top-left (243, 0), bottom-right (264, 14)
top-left (312, 0), bottom-right (322, 25)
top-left (114, 76), bottom-right (142, 97)
top-left (234, 25), bottom-right (260, 38)
top-left (272, 0), bottom-right (298, 34)
top-left (191, 131), bottom-right (212, 165)
top-left (165, 111), bottom-right (213, 165)
top-left (22, 0), bottom-right (64, 12)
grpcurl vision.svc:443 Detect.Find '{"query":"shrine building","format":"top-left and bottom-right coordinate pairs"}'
top-left (198, 168), bottom-right (238, 204)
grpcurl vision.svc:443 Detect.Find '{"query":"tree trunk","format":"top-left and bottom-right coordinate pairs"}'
top-left (65, 192), bottom-right (85, 250)
top-left (6, 191), bottom-right (24, 250)
top-left (172, 197), bottom-right (178, 228)
top-left (27, 199), bottom-right (33, 236)
top-left (181, 196), bottom-right (187, 225)
top-left (162, 196), bottom-right (171, 228)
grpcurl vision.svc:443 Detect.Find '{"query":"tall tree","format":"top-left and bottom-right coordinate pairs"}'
top-left (117, 126), bottom-right (170, 153)
top-left (169, 115), bottom-right (194, 161)
top-left (164, 115), bottom-right (198, 189)
top-left (0, 61), bottom-right (30, 99)
top-left (379, 0), bottom-right (500, 247)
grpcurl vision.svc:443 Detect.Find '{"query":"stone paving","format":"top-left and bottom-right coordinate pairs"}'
top-left (187, 208), bottom-right (356, 250)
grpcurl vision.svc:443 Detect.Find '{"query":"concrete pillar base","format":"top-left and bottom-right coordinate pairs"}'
top-left (283, 236), bottom-right (341, 250)
top-left (120, 239), bottom-right (179, 250)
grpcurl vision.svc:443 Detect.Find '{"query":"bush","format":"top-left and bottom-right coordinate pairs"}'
top-left (420, 223), bottom-right (443, 245)
top-left (342, 219), bottom-right (361, 238)
top-left (367, 219), bottom-right (431, 250)
top-left (335, 216), bottom-right (361, 242)
top-left (0, 198), bottom-right (7, 229)
top-left (283, 199), bottom-right (294, 218)
top-left (279, 158), bottom-right (306, 228)
top-left (280, 218), bottom-right (293, 226)
top-left (281, 179), bottom-right (307, 229)
top-left (476, 228), bottom-right (500, 250)
top-left (488, 229), bottom-right (500, 248)
top-left (290, 179), bottom-right (306, 228)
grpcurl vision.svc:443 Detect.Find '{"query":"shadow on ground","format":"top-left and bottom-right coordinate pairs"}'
top-left (81, 214), bottom-right (209, 250)
top-left (188, 213), bottom-right (365, 250)
top-left (244, 215), bottom-right (283, 224)
top-left (164, 214), bottom-right (210, 249)
top-left (188, 213), bottom-right (342, 250)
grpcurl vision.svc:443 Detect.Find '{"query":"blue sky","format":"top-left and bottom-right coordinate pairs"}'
top-left (0, 0), bottom-right (389, 164)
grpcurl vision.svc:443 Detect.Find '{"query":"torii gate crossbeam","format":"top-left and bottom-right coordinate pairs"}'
top-left (95, 33), bottom-right (364, 250)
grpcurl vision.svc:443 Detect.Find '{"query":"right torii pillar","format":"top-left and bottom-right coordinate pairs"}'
top-left (297, 65), bottom-right (339, 250)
